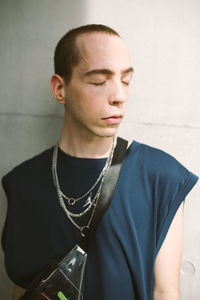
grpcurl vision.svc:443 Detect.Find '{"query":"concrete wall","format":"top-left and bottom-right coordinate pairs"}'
top-left (0, 0), bottom-right (199, 299)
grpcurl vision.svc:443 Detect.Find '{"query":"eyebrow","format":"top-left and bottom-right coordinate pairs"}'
top-left (83, 67), bottom-right (134, 77)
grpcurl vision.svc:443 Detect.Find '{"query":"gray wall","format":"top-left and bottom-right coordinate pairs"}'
top-left (0, 1), bottom-right (87, 298)
top-left (0, 0), bottom-right (199, 299)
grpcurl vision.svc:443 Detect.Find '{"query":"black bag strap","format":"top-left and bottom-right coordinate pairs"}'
top-left (80, 136), bottom-right (128, 252)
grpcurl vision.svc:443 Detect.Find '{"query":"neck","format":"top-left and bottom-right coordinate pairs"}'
top-left (58, 116), bottom-right (115, 158)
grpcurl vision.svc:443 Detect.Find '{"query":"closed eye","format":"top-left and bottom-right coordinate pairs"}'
top-left (122, 81), bottom-right (130, 86)
top-left (90, 81), bottom-right (106, 86)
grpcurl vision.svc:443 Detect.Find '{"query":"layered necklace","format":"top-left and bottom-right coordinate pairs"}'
top-left (52, 137), bottom-right (117, 236)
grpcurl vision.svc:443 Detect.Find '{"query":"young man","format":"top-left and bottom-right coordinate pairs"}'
top-left (1, 24), bottom-right (198, 300)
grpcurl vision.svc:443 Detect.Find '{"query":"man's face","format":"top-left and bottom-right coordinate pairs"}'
top-left (64, 32), bottom-right (133, 138)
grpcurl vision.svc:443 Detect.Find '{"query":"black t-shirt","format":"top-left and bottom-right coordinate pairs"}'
top-left (1, 141), bottom-right (198, 299)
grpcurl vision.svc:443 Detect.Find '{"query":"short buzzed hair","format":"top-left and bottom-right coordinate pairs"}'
top-left (54, 24), bottom-right (120, 84)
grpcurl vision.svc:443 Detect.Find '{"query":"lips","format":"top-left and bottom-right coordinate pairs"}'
top-left (102, 115), bottom-right (123, 124)
top-left (103, 114), bottom-right (122, 120)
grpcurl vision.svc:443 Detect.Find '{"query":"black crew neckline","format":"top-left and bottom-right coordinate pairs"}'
top-left (57, 146), bottom-right (107, 168)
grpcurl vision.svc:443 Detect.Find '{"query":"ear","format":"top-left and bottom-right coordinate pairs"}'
top-left (50, 74), bottom-right (67, 104)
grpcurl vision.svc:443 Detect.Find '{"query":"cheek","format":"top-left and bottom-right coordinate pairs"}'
top-left (69, 94), bottom-right (100, 120)
top-left (68, 83), bottom-right (107, 117)
top-left (77, 89), bottom-right (104, 113)
top-left (81, 99), bottom-right (102, 119)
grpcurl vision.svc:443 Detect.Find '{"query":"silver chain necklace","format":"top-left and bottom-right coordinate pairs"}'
top-left (52, 137), bottom-right (117, 236)
top-left (53, 142), bottom-right (114, 206)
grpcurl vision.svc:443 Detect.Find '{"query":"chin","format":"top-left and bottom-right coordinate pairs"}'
top-left (94, 127), bottom-right (119, 139)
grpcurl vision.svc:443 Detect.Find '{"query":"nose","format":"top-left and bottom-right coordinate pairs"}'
top-left (109, 80), bottom-right (127, 105)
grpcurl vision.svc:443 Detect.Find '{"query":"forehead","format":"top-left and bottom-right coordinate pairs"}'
top-left (76, 32), bottom-right (132, 71)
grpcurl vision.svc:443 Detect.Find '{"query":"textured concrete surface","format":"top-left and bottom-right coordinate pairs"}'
top-left (0, 0), bottom-right (199, 299)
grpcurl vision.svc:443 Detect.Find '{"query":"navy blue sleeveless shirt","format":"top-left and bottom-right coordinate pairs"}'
top-left (1, 140), bottom-right (198, 299)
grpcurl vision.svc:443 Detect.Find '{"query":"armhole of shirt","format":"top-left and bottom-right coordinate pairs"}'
top-left (155, 171), bottom-right (198, 256)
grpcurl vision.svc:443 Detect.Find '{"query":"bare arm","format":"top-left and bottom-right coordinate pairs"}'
top-left (153, 202), bottom-right (183, 300)
top-left (13, 285), bottom-right (25, 300)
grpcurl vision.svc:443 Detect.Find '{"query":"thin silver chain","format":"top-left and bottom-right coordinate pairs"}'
top-left (55, 176), bottom-right (104, 236)
top-left (52, 137), bottom-right (117, 236)
top-left (52, 140), bottom-right (116, 205)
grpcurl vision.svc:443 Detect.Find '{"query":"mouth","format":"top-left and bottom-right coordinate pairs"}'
top-left (102, 115), bottom-right (123, 124)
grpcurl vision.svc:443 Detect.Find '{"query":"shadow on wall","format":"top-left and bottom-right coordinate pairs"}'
top-left (0, 0), bottom-right (86, 298)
